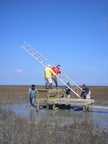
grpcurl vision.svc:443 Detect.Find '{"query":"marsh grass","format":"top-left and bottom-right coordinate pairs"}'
top-left (90, 86), bottom-right (108, 105)
top-left (0, 85), bottom-right (29, 104)
top-left (0, 107), bottom-right (108, 144)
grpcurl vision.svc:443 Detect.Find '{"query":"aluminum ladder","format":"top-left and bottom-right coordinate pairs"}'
top-left (19, 41), bottom-right (83, 98)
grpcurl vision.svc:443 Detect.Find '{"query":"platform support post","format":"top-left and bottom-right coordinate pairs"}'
top-left (83, 105), bottom-right (87, 112)
top-left (47, 104), bottom-right (49, 109)
top-left (90, 101), bottom-right (94, 111)
top-left (52, 104), bottom-right (55, 110)
top-left (36, 103), bottom-right (39, 112)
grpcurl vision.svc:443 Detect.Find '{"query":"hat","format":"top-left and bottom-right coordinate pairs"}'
top-left (57, 65), bottom-right (61, 69)
top-left (67, 82), bottom-right (70, 85)
top-left (47, 64), bottom-right (51, 67)
top-left (82, 84), bottom-right (86, 87)
top-left (31, 84), bottom-right (35, 87)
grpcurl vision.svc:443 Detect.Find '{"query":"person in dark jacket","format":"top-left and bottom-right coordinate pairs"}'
top-left (64, 82), bottom-right (71, 98)
top-left (80, 84), bottom-right (91, 99)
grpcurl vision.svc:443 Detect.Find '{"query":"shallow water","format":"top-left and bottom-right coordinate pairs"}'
top-left (1, 103), bottom-right (108, 130)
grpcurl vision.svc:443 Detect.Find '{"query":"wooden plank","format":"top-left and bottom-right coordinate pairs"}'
top-left (36, 89), bottom-right (65, 93)
top-left (36, 98), bottom-right (48, 103)
top-left (47, 98), bottom-right (94, 105)
top-left (90, 106), bottom-right (108, 109)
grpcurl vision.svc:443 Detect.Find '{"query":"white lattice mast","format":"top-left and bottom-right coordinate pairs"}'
top-left (19, 41), bottom-right (83, 98)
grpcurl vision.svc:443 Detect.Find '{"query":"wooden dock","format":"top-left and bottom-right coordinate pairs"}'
top-left (36, 89), bottom-right (94, 111)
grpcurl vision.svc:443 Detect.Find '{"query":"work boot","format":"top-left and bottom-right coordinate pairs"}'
top-left (55, 82), bottom-right (58, 87)
top-left (45, 84), bottom-right (48, 89)
top-left (49, 83), bottom-right (52, 89)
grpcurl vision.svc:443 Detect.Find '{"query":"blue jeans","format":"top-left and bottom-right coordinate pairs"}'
top-left (29, 97), bottom-right (35, 107)
top-left (80, 92), bottom-right (87, 99)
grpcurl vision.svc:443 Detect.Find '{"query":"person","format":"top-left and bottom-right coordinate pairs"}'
top-left (44, 64), bottom-right (57, 89)
top-left (28, 84), bottom-right (37, 107)
top-left (52, 65), bottom-right (61, 87)
top-left (80, 84), bottom-right (91, 99)
top-left (64, 82), bottom-right (71, 98)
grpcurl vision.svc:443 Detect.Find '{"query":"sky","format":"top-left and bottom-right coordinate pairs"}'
top-left (0, 0), bottom-right (108, 86)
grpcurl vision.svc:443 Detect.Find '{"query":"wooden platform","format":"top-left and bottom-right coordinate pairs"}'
top-left (36, 89), bottom-right (94, 111)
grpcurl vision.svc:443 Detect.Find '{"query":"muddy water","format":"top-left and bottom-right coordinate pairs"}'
top-left (1, 103), bottom-right (108, 130)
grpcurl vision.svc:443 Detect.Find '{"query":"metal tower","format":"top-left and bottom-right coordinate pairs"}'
top-left (19, 41), bottom-right (83, 98)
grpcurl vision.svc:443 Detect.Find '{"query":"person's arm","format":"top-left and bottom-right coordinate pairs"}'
top-left (85, 87), bottom-right (89, 93)
top-left (28, 88), bottom-right (31, 96)
top-left (34, 89), bottom-right (37, 98)
top-left (58, 69), bottom-right (61, 74)
top-left (83, 90), bottom-right (86, 93)
top-left (52, 67), bottom-right (55, 70)
top-left (50, 69), bottom-right (57, 76)
top-left (35, 89), bottom-right (37, 95)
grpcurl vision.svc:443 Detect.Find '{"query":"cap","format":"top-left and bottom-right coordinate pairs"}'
top-left (57, 65), bottom-right (61, 69)
top-left (47, 64), bottom-right (51, 67)
top-left (67, 82), bottom-right (70, 85)
top-left (31, 84), bottom-right (35, 87)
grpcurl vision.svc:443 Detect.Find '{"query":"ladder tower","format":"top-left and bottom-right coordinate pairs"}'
top-left (19, 41), bottom-right (83, 98)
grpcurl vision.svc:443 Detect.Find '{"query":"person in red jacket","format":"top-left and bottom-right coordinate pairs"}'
top-left (52, 65), bottom-right (61, 87)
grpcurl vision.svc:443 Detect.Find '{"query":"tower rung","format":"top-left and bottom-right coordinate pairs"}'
top-left (32, 52), bottom-right (37, 55)
top-left (28, 48), bottom-right (33, 52)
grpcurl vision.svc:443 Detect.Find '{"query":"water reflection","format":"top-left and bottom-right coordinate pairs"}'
top-left (1, 103), bottom-right (108, 130)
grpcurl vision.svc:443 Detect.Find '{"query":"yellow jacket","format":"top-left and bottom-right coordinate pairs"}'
top-left (44, 67), bottom-right (57, 78)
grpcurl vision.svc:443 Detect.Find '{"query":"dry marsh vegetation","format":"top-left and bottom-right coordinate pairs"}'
top-left (0, 107), bottom-right (108, 144)
top-left (0, 85), bottom-right (30, 104)
top-left (89, 86), bottom-right (108, 105)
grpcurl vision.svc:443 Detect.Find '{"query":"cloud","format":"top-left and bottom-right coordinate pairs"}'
top-left (11, 68), bottom-right (23, 73)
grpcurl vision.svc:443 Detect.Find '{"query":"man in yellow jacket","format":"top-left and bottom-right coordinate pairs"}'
top-left (44, 64), bottom-right (57, 89)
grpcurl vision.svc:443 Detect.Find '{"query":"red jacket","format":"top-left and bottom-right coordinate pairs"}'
top-left (52, 67), bottom-right (61, 75)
